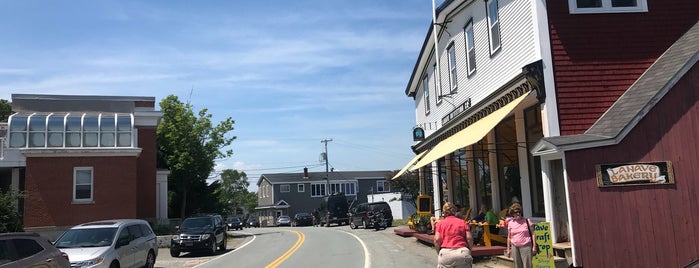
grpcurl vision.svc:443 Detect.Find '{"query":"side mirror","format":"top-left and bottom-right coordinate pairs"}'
top-left (115, 237), bottom-right (130, 248)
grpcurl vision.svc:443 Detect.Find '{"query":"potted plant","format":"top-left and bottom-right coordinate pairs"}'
top-left (413, 214), bottom-right (431, 234)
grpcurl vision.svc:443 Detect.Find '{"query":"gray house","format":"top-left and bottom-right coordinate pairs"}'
top-left (254, 170), bottom-right (391, 226)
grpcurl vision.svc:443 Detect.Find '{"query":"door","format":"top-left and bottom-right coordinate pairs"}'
top-left (115, 228), bottom-right (136, 268)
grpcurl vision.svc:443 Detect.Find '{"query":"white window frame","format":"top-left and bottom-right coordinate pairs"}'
top-left (464, 20), bottom-right (476, 75)
top-left (73, 167), bottom-right (94, 203)
top-left (311, 183), bottom-right (327, 197)
top-left (486, 0), bottom-right (501, 55)
top-left (280, 184), bottom-right (290, 193)
top-left (423, 74), bottom-right (430, 114)
top-left (447, 43), bottom-right (458, 92)
top-left (376, 180), bottom-right (389, 193)
top-left (569, 0), bottom-right (648, 14)
top-left (297, 184), bottom-right (305, 192)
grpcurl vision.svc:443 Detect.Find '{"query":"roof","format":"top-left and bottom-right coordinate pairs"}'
top-left (257, 170), bottom-right (391, 186)
top-left (532, 20), bottom-right (699, 155)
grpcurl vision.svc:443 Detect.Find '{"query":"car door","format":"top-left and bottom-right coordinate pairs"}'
top-left (127, 225), bottom-right (146, 267)
top-left (115, 227), bottom-right (136, 268)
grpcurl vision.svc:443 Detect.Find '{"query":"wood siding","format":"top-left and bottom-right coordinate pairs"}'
top-left (546, 0), bottom-right (699, 135)
top-left (564, 64), bottom-right (699, 267)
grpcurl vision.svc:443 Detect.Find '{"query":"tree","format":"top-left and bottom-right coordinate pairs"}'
top-left (240, 191), bottom-right (258, 215)
top-left (0, 190), bottom-right (23, 232)
top-left (214, 169), bottom-right (250, 216)
top-left (0, 99), bottom-right (11, 122)
top-left (387, 170), bottom-right (420, 208)
top-left (157, 95), bottom-right (236, 218)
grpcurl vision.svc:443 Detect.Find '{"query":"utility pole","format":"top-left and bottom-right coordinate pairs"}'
top-left (321, 138), bottom-right (332, 196)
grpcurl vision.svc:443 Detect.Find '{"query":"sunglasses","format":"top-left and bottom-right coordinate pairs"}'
top-left (512, 210), bottom-right (521, 214)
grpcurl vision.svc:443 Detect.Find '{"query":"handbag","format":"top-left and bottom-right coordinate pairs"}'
top-left (526, 219), bottom-right (539, 255)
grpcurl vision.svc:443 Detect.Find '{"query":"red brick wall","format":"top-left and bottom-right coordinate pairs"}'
top-left (23, 156), bottom-right (139, 228)
top-left (546, 0), bottom-right (699, 135)
top-left (137, 127), bottom-right (157, 220)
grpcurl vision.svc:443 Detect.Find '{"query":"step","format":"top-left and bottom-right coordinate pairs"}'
top-left (552, 242), bottom-right (573, 265)
top-left (494, 255), bottom-right (569, 268)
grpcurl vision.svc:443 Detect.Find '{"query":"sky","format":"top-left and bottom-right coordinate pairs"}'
top-left (0, 0), bottom-right (439, 191)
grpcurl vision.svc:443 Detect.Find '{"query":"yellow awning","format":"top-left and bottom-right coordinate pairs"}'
top-left (391, 150), bottom-right (428, 180)
top-left (410, 93), bottom-right (531, 171)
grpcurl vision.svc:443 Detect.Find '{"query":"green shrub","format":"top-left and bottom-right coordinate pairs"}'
top-left (0, 190), bottom-right (23, 233)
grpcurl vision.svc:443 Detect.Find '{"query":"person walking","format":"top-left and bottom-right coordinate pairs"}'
top-left (434, 202), bottom-right (473, 268)
top-left (505, 203), bottom-right (536, 268)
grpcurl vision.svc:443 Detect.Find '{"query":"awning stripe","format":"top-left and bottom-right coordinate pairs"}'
top-left (391, 151), bottom-right (428, 180)
top-left (410, 93), bottom-right (531, 171)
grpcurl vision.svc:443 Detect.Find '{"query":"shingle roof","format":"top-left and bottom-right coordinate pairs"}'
top-left (257, 170), bottom-right (391, 185)
top-left (532, 20), bottom-right (699, 155)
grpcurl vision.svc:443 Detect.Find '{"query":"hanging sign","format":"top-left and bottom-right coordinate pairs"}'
top-left (596, 161), bottom-right (674, 187)
top-left (413, 127), bottom-right (425, 141)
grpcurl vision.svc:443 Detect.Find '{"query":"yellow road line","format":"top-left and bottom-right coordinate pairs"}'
top-left (265, 230), bottom-right (305, 268)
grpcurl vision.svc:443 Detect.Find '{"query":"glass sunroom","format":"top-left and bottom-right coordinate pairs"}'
top-left (8, 113), bottom-right (134, 148)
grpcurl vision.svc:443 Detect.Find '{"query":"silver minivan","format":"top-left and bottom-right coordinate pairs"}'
top-left (54, 219), bottom-right (158, 268)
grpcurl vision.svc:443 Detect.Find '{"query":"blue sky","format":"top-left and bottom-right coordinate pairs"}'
top-left (0, 0), bottom-right (437, 191)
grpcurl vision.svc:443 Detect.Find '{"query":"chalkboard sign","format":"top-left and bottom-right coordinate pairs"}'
top-left (417, 195), bottom-right (432, 216)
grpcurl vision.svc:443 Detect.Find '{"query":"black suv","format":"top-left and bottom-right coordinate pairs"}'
top-left (349, 201), bottom-right (394, 229)
top-left (321, 193), bottom-right (349, 227)
top-left (170, 215), bottom-right (227, 257)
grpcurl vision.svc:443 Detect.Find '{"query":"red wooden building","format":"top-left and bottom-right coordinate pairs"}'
top-left (533, 1), bottom-right (699, 266)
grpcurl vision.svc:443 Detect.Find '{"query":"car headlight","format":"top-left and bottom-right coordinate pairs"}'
top-left (172, 234), bottom-right (180, 241)
top-left (73, 257), bottom-right (104, 268)
top-left (200, 234), bottom-right (211, 240)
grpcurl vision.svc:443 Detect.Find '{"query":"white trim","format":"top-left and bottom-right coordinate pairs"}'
top-left (486, 0), bottom-right (502, 55)
top-left (20, 148), bottom-right (142, 157)
top-left (297, 184), bottom-right (305, 192)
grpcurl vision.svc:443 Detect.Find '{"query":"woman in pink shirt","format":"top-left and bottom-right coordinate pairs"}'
top-left (434, 202), bottom-right (473, 268)
top-left (505, 203), bottom-right (536, 268)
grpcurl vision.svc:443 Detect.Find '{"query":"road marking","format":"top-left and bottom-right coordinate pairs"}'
top-left (193, 232), bottom-right (257, 268)
top-left (265, 230), bottom-right (305, 268)
top-left (342, 230), bottom-right (371, 268)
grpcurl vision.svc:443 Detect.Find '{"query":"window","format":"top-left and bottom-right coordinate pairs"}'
top-left (74, 167), bottom-right (93, 203)
top-left (7, 113), bottom-right (133, 149)
top-left (297, 184), bottom-right (305, 192)
top-left (569, 0), bottom-right (647, 13)
top-left (329, 182), bottom-right (356, 195)
top-left (311, 183), bottom-right (327, 197)
top-left (376, 180), bottom-right (389, 193)
top-left (280, 184), bottom-right (290, 193)
top-left (464, 20), bottom-right (476, 75)
top-left (423, 74), bottom-right (430, 114)
top-left (486, 0), bottom-right (501, 54)
top-left (447, 43), bottom-right (458, 91)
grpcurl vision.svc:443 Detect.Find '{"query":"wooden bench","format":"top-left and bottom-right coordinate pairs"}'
top-left (412, 231), bottom-right (506, 257)
top-left (394, 228), bottom-right (417, 237)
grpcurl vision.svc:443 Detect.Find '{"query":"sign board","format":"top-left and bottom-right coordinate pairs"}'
top-left (413, 127), bottom-right (425, 141)
top-left (596, 161), bottom-right (674, 187)
top-left (416, 195), bottom-right (432, 217)
top-left (533, 222), bottom-right (554, 268)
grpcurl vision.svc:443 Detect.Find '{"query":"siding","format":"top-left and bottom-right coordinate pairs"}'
top-left (547, 0), bottom-right (699, 135)
top-left (564, 63), bottom-right (699, 267)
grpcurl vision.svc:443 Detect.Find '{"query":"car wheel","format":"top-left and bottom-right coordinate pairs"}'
top-left (110, 261), bottom-right (119, 268)
top-left (220, 236), bottom-right (227, 251)
top-left (145, 250), bottom-right (155, 268)
top-left (210, 238), bottom-right (217, 255)
top-left (350, 221), bottom-right (357, 229)
top-left (170, 249), bottom-right (180, 257)
top-left (362, 220), bottom-right (368, 229)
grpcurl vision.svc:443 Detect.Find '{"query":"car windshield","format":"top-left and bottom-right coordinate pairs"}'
top-left (55, 227), bottom-right (117, 248)
top-left (181, 217), bottom-right (213, 230)
top-left (227, 217), bottom-right (240, 223)
top-left (295, 213), bottom-right (310, 217)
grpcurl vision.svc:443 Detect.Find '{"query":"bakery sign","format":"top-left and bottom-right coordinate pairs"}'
top-left (596, 161), bottom-right (674, 187)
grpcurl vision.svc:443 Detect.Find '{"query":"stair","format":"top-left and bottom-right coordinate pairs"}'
top-left (552, 242), bottom-right (573, 266)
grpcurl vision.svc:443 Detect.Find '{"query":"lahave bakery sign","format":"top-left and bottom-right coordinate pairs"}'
top-left (596, 161), bottom-right (674, 187)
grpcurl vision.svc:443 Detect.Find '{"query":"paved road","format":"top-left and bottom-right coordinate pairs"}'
top-left (154, 225), bottom-right (499, 268)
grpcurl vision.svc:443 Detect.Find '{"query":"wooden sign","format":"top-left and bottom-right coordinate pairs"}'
top-left (596, 161), bottom-right (674, 187)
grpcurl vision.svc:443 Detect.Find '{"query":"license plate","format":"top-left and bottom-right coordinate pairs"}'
top-left (185, 242), bottom-right (193, 247)
top-left (333, 217), bottom-right (337, 220)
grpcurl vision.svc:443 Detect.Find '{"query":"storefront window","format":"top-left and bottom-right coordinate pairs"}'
top-left (473, 139), bottom-right (491, 210)
top-left (422, 167), bottom-right (434, 199)
top-left (496, 116), bottom-right (520, 209)
top-left (437, 158), bottom-right (447, 204)
top-left (451, 149), bottom-right (470, 209)
top-left (525, 105), bottom-right (545, 217)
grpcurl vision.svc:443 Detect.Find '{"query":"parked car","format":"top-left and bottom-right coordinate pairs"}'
top-left (170, 215), bottom-right (227, 257)
top-left (54, 219), bottom-right (157, 268)
top-left (292, 212), bottom-right (313, 226)
top-left (226, 217), bottom-right (243, 231)
top-left (276, 215), bottom-right (292, 226)
top-left (349, 201), bottom-right (394, 229)
top-left (246, 217), bottom-right (260, 228)
top-left (0, 232), bottom-right (70, 268)
top-left (321, 192), bottom-right (349, 227)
